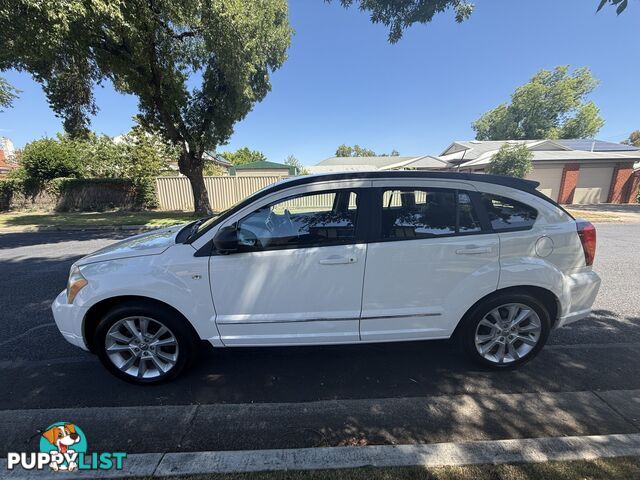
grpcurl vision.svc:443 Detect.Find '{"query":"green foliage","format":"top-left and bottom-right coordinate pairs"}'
top-left (0, 0), bottom-right (292, 213)
top-left (284, 155), bottom-right (308, 175)
top-left (379, 149), bottom-right (401, 157)
top-left (334, 1), bottom-right (626, 43)
top-left (597, 0), bottom-right (629, 14)
top-left (486, 144), bottom-right (533, 179)
top-left (220, 147), bottom-right (268, 166)
top-left (202, 163), bottom-right (227, 176)
top-left (473, 67), bottom-right (604, 141)
top-left (331, 0), bottom-right (474, 42)
top-left (21, 137), bottom-right (84, 181)
top-left (335, 144), bottom-right (377, 157)
top-left (335, 145), bottom-right (399, 157)
top-left (21, 129), bottom-right (175, 183)
top-left (0, 77), bottom-right (19, 111)
top-left (623, 130), bottom-right (640, 147)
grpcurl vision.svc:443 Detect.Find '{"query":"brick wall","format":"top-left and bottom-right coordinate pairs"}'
top-left (608, 162), bottom-right (637, 203)
top-left (557, 163), bottom-right (580, 204)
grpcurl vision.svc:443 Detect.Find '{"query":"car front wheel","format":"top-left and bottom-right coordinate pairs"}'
top-left (94, 302), bottom-right (196, 384)
top-left (460, 294), bottom-right (551, 369)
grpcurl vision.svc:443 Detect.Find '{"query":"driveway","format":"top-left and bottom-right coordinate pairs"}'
top-left (1, 225), bottom-right (639, 455)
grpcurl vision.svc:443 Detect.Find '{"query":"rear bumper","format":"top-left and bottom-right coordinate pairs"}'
top-left (556, 270), bottom-right (601, 329)
top-left (51, 290), bottom-right (89, 350)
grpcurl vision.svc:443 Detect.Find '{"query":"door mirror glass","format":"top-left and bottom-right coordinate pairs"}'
top-left (213, 225), bottom-right (239, 253)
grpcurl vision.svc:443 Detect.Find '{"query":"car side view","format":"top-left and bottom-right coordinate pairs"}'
top-left (52, 172), bottom-right (601, 384)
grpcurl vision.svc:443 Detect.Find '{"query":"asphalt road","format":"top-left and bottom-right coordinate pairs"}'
top-left (1, 224), bottom-right (639, 455)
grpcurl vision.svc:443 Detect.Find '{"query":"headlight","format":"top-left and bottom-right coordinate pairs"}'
top-left (67, 265), bottom-right (88, 304)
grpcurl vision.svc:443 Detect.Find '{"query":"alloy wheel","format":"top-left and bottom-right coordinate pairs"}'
top-left (474, 303), bottom-right (542, 364)
top-left (104, 316), bottom-right (179, 379)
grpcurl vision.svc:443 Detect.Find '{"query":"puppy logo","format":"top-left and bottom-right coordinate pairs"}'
top-left (40, 423), bottom-right (87, 472)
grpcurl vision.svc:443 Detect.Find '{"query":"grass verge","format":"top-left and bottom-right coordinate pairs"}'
top-left (147, 456), bottom-right (640, 480)
top-left (566, 209), bottom-right (623, 222)
top-left (0, 210), bottom-right (198, 229)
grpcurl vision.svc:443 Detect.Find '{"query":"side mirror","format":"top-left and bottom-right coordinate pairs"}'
top-left (213, 225), bottom-right (238, 254)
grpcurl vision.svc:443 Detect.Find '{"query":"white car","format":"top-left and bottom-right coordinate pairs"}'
top-left (52, 172), bottom-right (600, 384)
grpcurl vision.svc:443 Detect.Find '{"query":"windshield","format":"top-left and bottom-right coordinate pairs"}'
top-left (186, 181), bottom-right (284, 243)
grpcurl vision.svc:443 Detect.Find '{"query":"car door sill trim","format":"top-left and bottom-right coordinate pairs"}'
top-left (361, 313), bottom-right (441, 320)
top-left (216, 312), bottom-right (441, 325)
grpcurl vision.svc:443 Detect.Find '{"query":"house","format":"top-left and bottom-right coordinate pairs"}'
top-left (307, 155), bottom-right (448, 174)
top-left (166, 152), bottom-right (233, 175)
top-left (441, 139), bottom-right (640, 204)
top-left (309, 140), bottom-right (640, 204)
top-left (0, 149), bottom-right (18, 177)
top-left (229, 160), bottom-right (297, 177)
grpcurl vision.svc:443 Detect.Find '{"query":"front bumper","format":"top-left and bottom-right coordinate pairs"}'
top-left (51, 290), bottom-right (89, 350)
top-left (556, 270), bottom-right (601, 329)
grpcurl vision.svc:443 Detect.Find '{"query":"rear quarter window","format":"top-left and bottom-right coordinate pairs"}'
top-left (480, 193), bottom-right (538, 231)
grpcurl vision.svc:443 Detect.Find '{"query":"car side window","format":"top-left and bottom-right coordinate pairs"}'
top-left (380, 188), bottom-right (481, 239)
top-left (480, 193), bottom-right (538, 231)
top-left (237, 190), bottom-right (358, 250)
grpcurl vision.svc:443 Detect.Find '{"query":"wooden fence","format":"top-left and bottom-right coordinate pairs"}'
top-left (155, 176), bottom-right (282, 211)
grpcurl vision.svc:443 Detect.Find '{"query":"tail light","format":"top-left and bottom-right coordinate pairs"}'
top-left (576, 219), bottom-right (596, 266)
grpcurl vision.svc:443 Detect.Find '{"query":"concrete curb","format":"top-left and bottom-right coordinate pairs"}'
top-left (3, 433), bottom-right (640, 479)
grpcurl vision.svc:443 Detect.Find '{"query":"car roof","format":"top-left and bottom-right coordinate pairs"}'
top-left (270, 171), bottom-right (541, 194)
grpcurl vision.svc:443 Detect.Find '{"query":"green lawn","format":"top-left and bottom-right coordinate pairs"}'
top-left (0, 210), bottom-right (198, 229)
top-left (149, 457), bottom-right (640, 480)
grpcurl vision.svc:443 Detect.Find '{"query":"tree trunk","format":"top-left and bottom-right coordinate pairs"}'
top-left (181, 153), bottom-right (213, 216)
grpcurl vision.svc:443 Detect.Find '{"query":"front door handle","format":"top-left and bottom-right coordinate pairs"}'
top-left (455, 246), bottom-right (492, 255)
top-left (319, 255), bottom-right (357, 265)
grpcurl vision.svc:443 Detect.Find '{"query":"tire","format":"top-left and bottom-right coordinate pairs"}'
top-left (94, 301), bottom-right (197, 384)
top-left (459, 293), bottom-right (551, 369)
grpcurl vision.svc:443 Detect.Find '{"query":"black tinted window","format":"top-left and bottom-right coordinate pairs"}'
top-left (381, 189), bottom-right (480, 239)
top-left (481, 194), bottom-right (538, 230)
top-left (237, 190), bottom-right (358, 250)
top-left (458, 192), bottom-right (481, 233)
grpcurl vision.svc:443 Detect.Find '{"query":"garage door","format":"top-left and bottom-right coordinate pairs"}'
top-left (526, 166), bottom-right (563, 201)
top-left (573, 166), bottom-right (614, 204)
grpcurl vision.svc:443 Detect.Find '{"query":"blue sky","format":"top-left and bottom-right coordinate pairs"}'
top-left (1, 0), bottom-right (638, 165)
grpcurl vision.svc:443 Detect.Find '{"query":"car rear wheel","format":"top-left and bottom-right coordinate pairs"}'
top-left (94, 302), bottom-right (196, 384)
top-left (460, 293), bottom-right (551, 369)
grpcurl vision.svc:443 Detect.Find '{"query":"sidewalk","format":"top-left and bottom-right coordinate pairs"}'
top-left (2, 389), bottom-right (639, 457)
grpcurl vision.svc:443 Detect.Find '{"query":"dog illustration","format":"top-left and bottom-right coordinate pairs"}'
top-left (42, 423), bottom-right (80, 471)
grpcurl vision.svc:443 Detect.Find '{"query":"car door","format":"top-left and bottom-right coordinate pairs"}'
top-left (209, 185), bottom-right (370, 346)
top-left (360, 180), bottom-right (500, 342)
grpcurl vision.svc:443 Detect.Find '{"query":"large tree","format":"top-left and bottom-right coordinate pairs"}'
top-left (0, 1), bottom-right (291, 214)
top-left (333, 1), bottom-right (629, 43)
top-left (335, 144), bottom-right (376, 157)
top-left (486, 144), bottom-right (533, 179)
top-left (472, 66), bottom-right (604, 141)
top-left (334, 144), bottom-right (399, 157)
top-left (623, 130), bottom-right (640, 147)
top-left (0, 77), bottom-right (18, 111)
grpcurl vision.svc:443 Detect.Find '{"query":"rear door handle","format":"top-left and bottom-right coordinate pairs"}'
top-left (455, 247), bottom-right (492, 255)
top-left (319, 256), bottom-right (357, 265)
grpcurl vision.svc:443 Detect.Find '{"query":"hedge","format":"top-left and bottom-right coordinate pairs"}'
top-left (0, 177), bottom-right (158, 212)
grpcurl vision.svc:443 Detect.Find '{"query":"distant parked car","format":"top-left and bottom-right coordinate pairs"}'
top-left (52, 172), bottom-right (600, 384)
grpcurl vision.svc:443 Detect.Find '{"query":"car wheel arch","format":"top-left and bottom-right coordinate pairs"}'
top-left (450, 285), bottom-right (560, 342)
top-left (83, 295), bottom-right (200, 353)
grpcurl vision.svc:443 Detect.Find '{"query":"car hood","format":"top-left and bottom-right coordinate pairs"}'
top-left (75, 224), bottom-right (187, 266)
